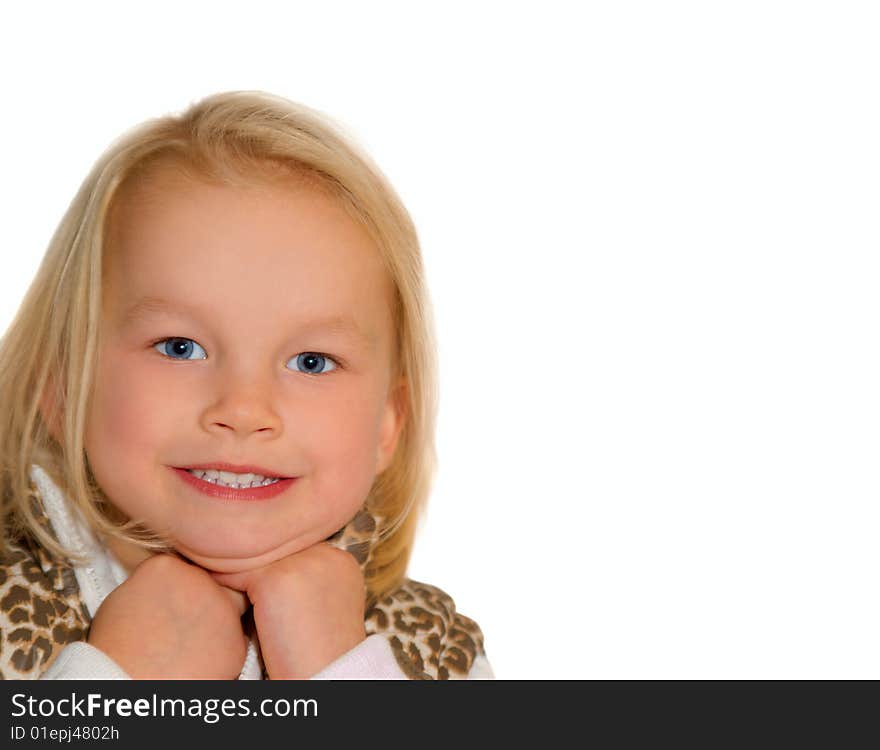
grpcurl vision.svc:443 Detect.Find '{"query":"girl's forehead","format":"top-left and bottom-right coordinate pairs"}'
top-left (107, 170), bottom-right (381, 276)
top-left (102, 172), bottom-right (397, 339)
top-left (111, 167), bottom-right (324, 229)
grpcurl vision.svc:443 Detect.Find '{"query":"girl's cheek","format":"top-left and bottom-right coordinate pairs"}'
top-left (90, 359), bottom-right (176, 453)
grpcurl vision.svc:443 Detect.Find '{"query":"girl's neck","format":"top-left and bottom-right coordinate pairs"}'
top-left (96, 500), bottom-right (157, 574)
top-left (101, 531), bottom-right (155, 575)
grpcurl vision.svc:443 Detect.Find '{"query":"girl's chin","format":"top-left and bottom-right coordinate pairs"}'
top-left (171, 538), bottom-right (310, 574)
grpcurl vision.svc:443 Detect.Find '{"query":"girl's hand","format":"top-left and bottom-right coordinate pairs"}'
top-left (210, 544), bottom-right (367, 679)
top-left (87, 554), bottom-right (250, 680)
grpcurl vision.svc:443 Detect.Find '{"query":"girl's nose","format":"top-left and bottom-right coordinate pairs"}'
top-left (200, 375), bottom-right (283, 437)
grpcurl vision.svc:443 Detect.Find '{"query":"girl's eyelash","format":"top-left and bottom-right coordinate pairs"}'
top-left (149, 337), bottom-right (345, 372)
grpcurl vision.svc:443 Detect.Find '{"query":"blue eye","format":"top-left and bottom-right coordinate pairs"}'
top-left (154, 338), bottom-right (207, 360)
top-left (290, 353), bottom-right (338, 375)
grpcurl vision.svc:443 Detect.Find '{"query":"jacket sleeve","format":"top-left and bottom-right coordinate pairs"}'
top-left (310, 634), bottom-right (409, 679)
top-left (310, 633), bottom-right (495, 679)
top-left (39, 642), bottom-right (131, 679)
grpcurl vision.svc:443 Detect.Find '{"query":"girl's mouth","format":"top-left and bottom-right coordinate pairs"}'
top-left (172, 467), bottom-right (297, 501)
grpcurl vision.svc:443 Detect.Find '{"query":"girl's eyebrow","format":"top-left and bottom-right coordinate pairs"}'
top-left (121, 295), bottom-right (375, 349)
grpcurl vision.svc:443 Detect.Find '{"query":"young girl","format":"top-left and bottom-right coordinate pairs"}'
top-left (0, 90), bottom-right (492, 680)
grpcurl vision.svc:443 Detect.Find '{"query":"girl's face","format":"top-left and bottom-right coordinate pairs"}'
top-left (82, 168), bottom-right (405, 574)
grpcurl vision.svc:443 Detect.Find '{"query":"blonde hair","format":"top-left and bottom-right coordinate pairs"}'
top-left (0, 90), bottom-right (438, 603)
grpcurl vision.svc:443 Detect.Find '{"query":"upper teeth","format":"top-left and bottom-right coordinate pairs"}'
top-left (186, 469), bottom-right (281, 488)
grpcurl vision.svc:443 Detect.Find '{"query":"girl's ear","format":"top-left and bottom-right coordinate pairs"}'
top-left (39, 375), bottom-right (64, 442)
top-left (375, 377), bottom-right (408, 475)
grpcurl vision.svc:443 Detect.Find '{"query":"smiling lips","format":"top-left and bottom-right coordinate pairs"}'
top-left (173, 467), bottom-right (296, 501)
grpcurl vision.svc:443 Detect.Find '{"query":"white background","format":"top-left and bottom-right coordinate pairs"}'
top-left (1, 2), bottom-right (878, 678)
